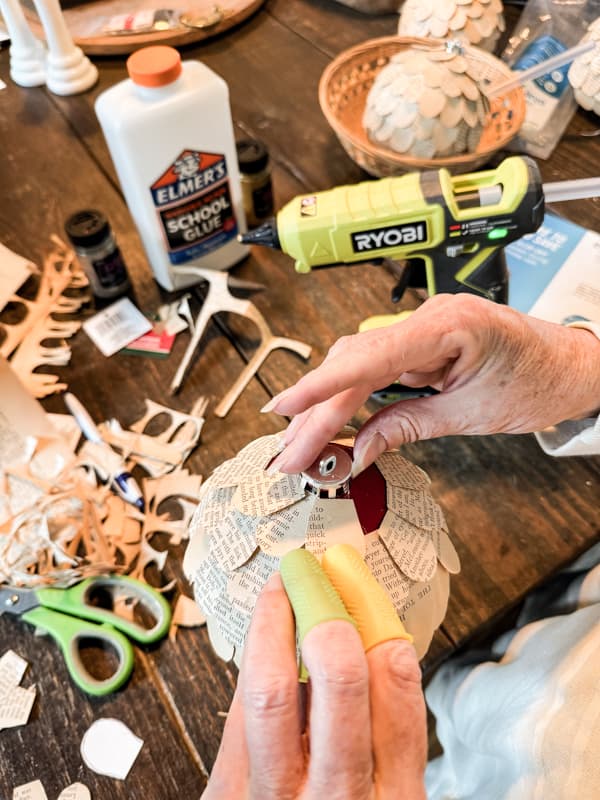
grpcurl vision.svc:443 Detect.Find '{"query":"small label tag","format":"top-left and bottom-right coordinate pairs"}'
top-left (83, 298), bottom-right (152, 357)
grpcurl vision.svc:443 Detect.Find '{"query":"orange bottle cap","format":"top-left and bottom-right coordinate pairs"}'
top-left (127, 46), bottom-right (182, 88)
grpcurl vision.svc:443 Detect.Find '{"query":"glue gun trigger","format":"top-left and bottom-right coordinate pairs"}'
top-left (387, 260), bottom-right (413, 304)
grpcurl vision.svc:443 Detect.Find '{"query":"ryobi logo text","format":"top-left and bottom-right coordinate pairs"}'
top-left (351, 221), bottom-right (427, 253)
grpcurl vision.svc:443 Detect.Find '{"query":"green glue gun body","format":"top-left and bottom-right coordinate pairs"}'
top-left (240, 155), bottom-right (545, 305)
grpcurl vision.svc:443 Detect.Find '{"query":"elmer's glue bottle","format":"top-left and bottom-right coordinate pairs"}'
top-left (95, 46), bottom-right (247, 291)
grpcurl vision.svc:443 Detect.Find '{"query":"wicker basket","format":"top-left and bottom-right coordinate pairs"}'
top-left (318, 36), bottom-right (526, 177)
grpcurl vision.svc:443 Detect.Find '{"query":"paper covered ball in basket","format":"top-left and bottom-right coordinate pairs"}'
top-left (363, 45), bottom-right (489, 159)
top-left (184, 434), bottom-right (460, 666)
top-left (398, 0), bottom-right (505, 53)
top-left (569, 18), bottom-right (600, 114)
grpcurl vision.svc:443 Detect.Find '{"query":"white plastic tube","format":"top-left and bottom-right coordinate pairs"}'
top-left (487, 40), bottom-right (595, 98)
top-left (543, 177), bottom-right (600, 204)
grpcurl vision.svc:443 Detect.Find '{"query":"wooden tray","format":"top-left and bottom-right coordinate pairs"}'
top-left (23, 0), bottom-right (265, 55)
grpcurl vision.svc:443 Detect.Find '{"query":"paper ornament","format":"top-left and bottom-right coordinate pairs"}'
top-left (184, 434), bottom-right (460, 665)
top-left (363, 45), bottom-right (489, 159)
top-left (568, 18), bottom-right (600, 114)
top-left (398, 0), bottom-right (505, 53)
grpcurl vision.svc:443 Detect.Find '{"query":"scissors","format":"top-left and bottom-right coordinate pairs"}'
top-left (0, 575), bottom-right (171, 696)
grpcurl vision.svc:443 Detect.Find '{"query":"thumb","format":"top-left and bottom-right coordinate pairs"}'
top-left (352, 394), bottom-right (467, 474)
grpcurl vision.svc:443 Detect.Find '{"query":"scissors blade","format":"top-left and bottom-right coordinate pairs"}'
top-left (0, 587), bottom-right (40, 616)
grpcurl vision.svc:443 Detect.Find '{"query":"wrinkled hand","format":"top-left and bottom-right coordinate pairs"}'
top-left (263, 294), bottom-right (600, 475)
top-left (203, 573), bottom-right (427, 800)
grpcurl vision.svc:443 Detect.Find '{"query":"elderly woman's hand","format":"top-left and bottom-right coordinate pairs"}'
top-left (202, 570), bottom-right (427, 800)
top-left (263, 294), bottom-right (600, 475)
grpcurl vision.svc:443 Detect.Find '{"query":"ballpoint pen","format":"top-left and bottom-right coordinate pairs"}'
top-left (64, 392), bottom-right (145, 512)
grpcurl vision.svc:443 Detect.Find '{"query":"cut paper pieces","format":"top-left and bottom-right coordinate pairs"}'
top-left (12, 782), bottom-right (90, 800)
top-left (81, 718), bottom-right (143, 780)
top-left (379, 511), bottom-right (438, 583)
top-left (185, 435), bottom-right (460, 662)
top-left (57, 784), bottom-right (91, 800)
top-left (0, 650), bottom-right (36, 731)
top-left (2, 236), bottom-right (90, 398)
top-left (169, 593), bottom-right (206, 642)
top-left (100, 397), bottom-right (208, 478)
top-left (13, 780), bottom-right (48, 800)
top-left (0, 374), bottom-right (206, 590)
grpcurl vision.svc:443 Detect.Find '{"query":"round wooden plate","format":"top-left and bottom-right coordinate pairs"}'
top-left (23, 0), bottom-right (265, 55)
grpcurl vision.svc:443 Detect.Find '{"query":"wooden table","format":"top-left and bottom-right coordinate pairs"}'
top-left (1, 1), bottom-right (600, 796)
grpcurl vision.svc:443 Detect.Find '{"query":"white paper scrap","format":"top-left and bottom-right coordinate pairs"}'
top-left (80, 718), bottom-right (144, 780)
top-left (83, 298), bottom-right (152, 357)
top-left (0, 685), bottom-right (36, 729)
top-left (0, 650), bottom-right (28, 692)
top-left (12, 779), bottom-right (48, 800)
top-left (57, 784), bottom-right (91, 800)
top-left (0, 650), bottom-right (36, 731)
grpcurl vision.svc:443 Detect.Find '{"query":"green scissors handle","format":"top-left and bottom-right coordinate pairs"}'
top-left (21, 606), bottom-right (134, 696)
top-left (16, 575), bottom-right (171, 696)
top-left (34, 575), bottom-right (171, 643)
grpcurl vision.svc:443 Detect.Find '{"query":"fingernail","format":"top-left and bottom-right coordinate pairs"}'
top-left (266, 451), bottom-right (288, 475)
top-left (352, 432), bottom-right (387, 477)
top-left (260, 397), bottom-right (279, 414)
top-left (262, 572), bottom-right (283, 593)
top-left (260, 390), bottom-right (287, 414)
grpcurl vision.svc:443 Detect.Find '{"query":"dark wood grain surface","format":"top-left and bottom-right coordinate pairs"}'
top-left (1, 1), bottom-right (600, 796)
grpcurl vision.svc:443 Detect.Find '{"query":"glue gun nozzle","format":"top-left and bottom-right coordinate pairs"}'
top-left (238, 219), bottom-right (280, 250)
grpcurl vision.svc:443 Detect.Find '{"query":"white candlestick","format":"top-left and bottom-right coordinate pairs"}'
top-left (30, 0), bottom-right (98, 95)
top-left (0, 0), bottom-right (46, 87)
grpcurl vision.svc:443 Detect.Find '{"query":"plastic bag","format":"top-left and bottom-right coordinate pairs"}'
top-left (502, 0), bottom-right (600, 158)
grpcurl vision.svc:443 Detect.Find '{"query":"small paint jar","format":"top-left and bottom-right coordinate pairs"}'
top-left (236, 139), bottom-right (273, 228)
top-left (65, 210), bottom-right (131, 299)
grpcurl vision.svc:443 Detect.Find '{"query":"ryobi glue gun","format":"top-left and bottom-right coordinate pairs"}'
top-left (240, 155), bottom-right (545, 304)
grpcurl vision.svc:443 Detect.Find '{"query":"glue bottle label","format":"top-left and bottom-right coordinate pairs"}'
top-left (151, 149), bottom-right (239, 265)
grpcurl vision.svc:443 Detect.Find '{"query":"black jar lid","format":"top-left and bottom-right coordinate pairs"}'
top-left (236, 139), bottom-right (269, 174)
top-left (65, 210), bottom-right (110, 248)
